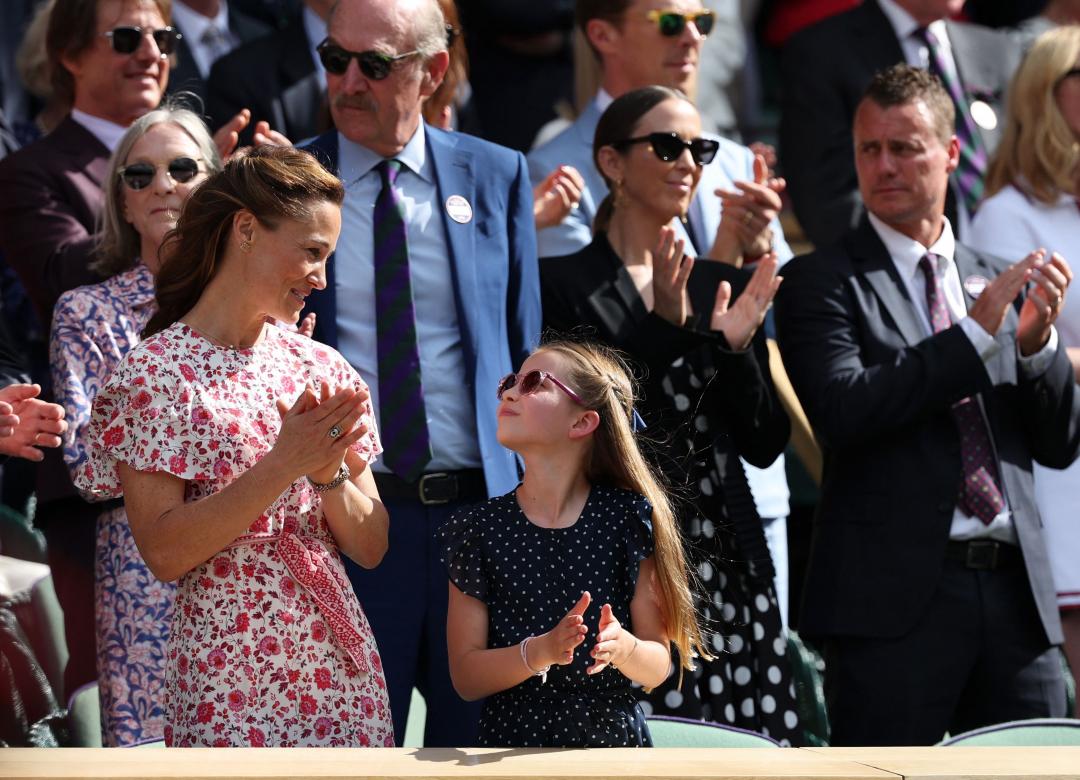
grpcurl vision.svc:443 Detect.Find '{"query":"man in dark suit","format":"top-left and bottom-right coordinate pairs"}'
top-left (775, 64), bottom-right (1080, 746)
top-left (205, 0), bottom-right (330, 145)
top-left (165, 0), bottom-right (271, 104)
top-left (779, 0), bottom-right (1022, 248)
top-left (0, 0), bottom-right (173, 698)
top-left (300, 0), bottom-right (540, 747)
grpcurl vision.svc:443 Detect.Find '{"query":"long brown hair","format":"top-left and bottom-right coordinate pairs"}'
top-left (144, 145), bottom-right (344, 338)
top-left (538, 340), bottom-right (713, 680)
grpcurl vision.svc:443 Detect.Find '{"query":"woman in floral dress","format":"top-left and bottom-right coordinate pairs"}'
top-left (77, 146), bottom-right (394, 747)
top-left (50, 106), bottom-right (221, 746)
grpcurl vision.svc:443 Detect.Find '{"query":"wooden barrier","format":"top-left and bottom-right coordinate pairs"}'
top-left (1, 747), bottom-right (1078, 780)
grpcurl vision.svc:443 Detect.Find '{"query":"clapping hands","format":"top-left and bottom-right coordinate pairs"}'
top-left (273, 383), bottom-right (369, 485)
top-left (212, 109), bottom-right (292, 161)
top-left (530, 592), bottom-right (635, 676)
top-left (0, 384), bottom-right (66, 462)
top-left (712, 154), bottom-right (785, 266)
top-left (710, 252), bottom-right (783, 350)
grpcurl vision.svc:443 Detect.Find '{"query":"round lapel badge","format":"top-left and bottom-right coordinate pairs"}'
top-left (970, 100), bottom-right (997, 131)
top-left (963, 274), bottom-right (989, 298)
top-left (445, 194), bottom-right (473, 224)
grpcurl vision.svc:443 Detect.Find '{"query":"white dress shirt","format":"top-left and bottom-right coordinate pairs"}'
top-left (335, 123), bottom-right (481, 473)
top-left (70, 109), bottom-right (127, 152)
top-left (876, 0), bottom-right (972, 235)
top-left (172, 0), bottom-right (239, 78)
top-left (868, 213), bottom-right (1059, 542)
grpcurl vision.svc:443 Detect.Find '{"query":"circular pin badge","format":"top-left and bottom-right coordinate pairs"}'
top-left (963, 274), bottom-right (989, 298)
top-left (970, 100), bottom-right (997, 131)
top-left (445, 194), bottom-right (473, 224)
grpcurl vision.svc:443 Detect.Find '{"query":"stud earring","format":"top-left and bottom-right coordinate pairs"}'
top-left (240, 240), bottom-right (252, 252)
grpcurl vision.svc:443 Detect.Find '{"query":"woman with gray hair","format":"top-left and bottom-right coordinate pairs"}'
top-left (49, 104), bottom-right (221, 746)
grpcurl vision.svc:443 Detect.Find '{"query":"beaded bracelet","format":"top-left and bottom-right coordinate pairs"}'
top-left (308, 463), bottom-right (351, 493)
top-left (519, 636), bottom-right (551, 684)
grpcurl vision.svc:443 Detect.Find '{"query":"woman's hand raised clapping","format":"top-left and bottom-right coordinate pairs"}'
top-left (273, 383), bottom-right (370, 485)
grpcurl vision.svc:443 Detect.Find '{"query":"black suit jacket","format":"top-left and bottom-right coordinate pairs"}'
top-left (166, 3), bottom-right (271, 107)
top-left (541, 234), bottom-right (790, 473)
top-left (778, 0), bottom-right (1021, 248)
top-left (205, 17), bottom-right (326, 145)
top-left (774, 217), bottom-right (1080, 645)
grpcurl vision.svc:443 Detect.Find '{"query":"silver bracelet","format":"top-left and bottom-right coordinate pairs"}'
top-left (520, 636), bottom-right (550, 684)
top-left (308, 463), bottom-right (351, 493)
top-left (611, 634), bottom-right (639, 669)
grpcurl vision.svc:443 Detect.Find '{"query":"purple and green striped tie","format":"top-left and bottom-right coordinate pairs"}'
top-left (916, 27), bottom-right (988, 215)
top-left (373, 159), bottom-right (432, 481)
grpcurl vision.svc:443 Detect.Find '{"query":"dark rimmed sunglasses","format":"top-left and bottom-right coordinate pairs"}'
top-left (645, 9), bottom-right (716, 37)
top-left (497, 370), bottom-right (586, 406)
top-left (103, 26), bottom-right (181, 56)
top-left (615, 132), bottom-right (719, 166)
top-left (119, 157), bottom-right (202, 190)
top-left (316, 39), bottom-right (420, 80)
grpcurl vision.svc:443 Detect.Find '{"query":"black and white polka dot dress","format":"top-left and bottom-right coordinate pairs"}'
top-left (438, 485), bottom-right (655, 747)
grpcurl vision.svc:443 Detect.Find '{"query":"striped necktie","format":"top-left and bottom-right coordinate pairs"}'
top-left (918, 254), bottom-right (1004, 524)
top-left (373, 159), bottom-right (432, 481)
top-left (915, 26), bottom-right (988, 215)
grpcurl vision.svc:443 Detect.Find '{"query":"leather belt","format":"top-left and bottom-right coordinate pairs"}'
top-left (373, 469), bottom-right (486, 506)
top-left (944, 539), bottom-right (1023, 571)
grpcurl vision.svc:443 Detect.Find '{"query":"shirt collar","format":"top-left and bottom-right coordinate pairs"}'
top-left (876, 0), bottom-right (949, 46)
top-left (70, 109), bottom-right (128, 152)
top-left (303, 4), bottom-right (327, 81)
top-left (595, 88), bottom-right (615, 113)
top-left (171, 0), bottom-right (230, 42)
top-left (868, 211), bottom-right (956, 279)
top-left (337, 121), bottom-right (430, 185)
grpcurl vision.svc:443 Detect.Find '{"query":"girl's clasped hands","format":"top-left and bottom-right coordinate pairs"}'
top-left (530, 591), bottom-right (634, 676)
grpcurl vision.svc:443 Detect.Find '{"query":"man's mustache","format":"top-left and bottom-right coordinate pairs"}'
top-left (333, 95), bottom-right (378, 111)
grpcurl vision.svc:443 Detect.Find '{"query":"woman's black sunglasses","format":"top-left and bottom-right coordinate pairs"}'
top-left (119, 157), bottom-right (202, 190)
top-left (614, 132), bottom-right (719, 166)
top-left (317, 39), bottom-right (419, 80)
top-left (103, 26), bottom-right (181, 56)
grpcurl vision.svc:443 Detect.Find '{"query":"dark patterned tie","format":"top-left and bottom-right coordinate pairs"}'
top-left (918, 254), bottom-right (1004, 524)
top-left (915, 27), bottom-right (988, 215)
top-left (373, 159), bottom-right (432, 481)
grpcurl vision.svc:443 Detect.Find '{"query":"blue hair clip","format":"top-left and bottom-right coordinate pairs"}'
top-left (631, 407), bottom-right (647, 432)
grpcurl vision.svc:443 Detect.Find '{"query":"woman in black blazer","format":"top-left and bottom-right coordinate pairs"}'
top-left (540, 86), bottom-right (800, 744)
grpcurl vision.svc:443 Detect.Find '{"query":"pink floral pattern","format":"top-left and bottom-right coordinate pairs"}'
top-left (77, 322), bottom-right (394, 747)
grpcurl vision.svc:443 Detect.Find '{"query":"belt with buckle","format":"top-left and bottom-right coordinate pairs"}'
top-left (944, 539), bottom-right (1023, 571)
top-left (373, 469), bottom-right (486, 506)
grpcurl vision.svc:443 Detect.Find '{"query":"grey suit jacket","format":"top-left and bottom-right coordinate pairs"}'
top-left (526, 97), bottom-right (793, 262)
top-left (779, 0), bottom-right (1022, 248)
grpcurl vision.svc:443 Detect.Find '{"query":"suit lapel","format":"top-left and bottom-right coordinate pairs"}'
top-left (944, 21), bottom-right (1000, 152)
top-left (953, 244), bottom-right (996, 313)
top-left (427, 126), bottom-right (480, 362)
top-left (52, 117), bottom-right (110, 188)
top-left (852, 219), bottom-right (926, 347)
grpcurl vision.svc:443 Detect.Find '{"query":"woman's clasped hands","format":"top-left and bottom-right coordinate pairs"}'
top-left (273, 383), bottom-right (370, 485)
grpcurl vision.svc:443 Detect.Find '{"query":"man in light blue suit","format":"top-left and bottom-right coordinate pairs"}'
top-left (300, 0), bottom-right (540, 747)
top-left (529, 0), bottom-right (796, 628)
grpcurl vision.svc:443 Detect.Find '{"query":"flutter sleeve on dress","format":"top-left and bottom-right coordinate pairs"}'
top-left (437, 504), bottom-right (488, 603)
top-left (624, 491), bottom-right (656, 595)
top-left (75, 338), bottom-right (243, 498)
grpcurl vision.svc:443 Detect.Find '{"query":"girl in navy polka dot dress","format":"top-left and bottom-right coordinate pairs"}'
top-left (438, 341), bottom-right (711, 747)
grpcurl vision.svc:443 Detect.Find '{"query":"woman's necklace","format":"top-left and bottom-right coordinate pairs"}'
top-left (183, 320), bottom-right (263, 351)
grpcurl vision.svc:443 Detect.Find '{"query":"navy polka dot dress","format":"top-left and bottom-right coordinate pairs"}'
top-left (438, 485), bottom-right (655, 747)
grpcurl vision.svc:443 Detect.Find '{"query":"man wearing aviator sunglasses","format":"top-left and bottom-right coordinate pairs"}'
top-left (528, 0), bottom-right (793, 268)
top-left (299, 0), bottom-right (540, 749)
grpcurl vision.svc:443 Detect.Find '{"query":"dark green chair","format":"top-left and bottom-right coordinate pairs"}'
top-left (940, 718), bottom-right (1080, 746)
top-left (0, 506), bottom-right (46, 564)
top-left (66, 682), bottom-right (102, 747)
top-left (646, 715), bottom-right (780, 747)
top-left (786, 630), bottom-right (830, 746)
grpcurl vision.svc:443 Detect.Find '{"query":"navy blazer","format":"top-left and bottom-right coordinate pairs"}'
top-left (774, 217), bottom-right (1080, 645)
top-left (300, 125), bottom-right (542, 496)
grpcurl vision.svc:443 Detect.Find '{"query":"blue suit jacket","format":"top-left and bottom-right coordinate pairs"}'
top-left (300, 125), bottom-right (542, 497)
top-left (527, 98), bottom-right (793, 263)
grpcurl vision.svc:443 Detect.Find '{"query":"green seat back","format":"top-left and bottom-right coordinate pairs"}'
top-left (786, 630), bottom-right (830, 746)
top-left (646, 716), bottom-right (779, 747)
top-left (941, 718), bottom-right (1080, 746)
top-left (67, 683), bottom-right (102, 747)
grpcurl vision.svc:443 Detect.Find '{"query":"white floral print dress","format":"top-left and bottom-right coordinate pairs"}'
top-left (77, 322), bottom-right (394, 747)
